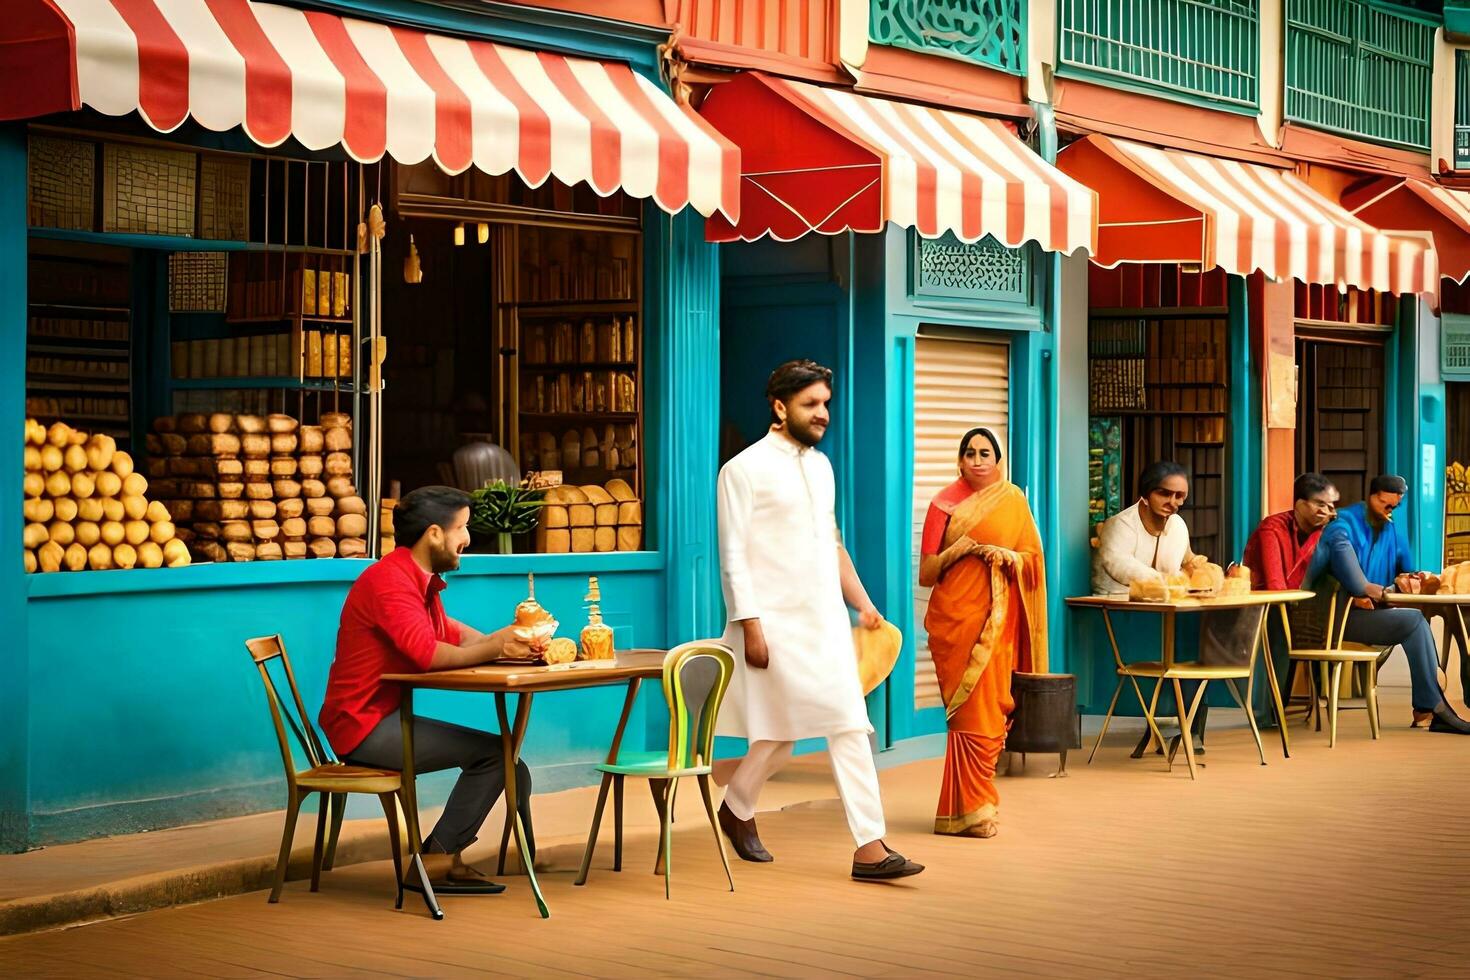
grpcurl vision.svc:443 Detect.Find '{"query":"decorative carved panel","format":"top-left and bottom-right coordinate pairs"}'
top-left (913, 232), bottom-right (1030, 303)
top-left (871, 0), bottom-right (1025, 74)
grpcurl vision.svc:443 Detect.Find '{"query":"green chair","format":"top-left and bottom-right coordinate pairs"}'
top-left (575, 641), bottom-right (736, 899)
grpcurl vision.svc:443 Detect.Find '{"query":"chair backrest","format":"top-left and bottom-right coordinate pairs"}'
top-left (662, 641), bottom-right (735, 771)
top-left (245, 634), bottom-right (332, 783)
top-left (1278, 583), bottom-right (1353, 652)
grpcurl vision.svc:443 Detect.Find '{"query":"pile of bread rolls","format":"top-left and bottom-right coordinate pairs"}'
top-left (23, 418), bottom-right (191, 572)
top-left (524, 424), bottom-right (638, 475)
top-left (145, 411), bottom-right (367, 562)
top-left (535, 478), bottom-right (642, 553)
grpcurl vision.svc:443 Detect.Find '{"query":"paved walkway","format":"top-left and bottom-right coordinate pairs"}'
top-left (1, 683), bottom-right (1467, 978)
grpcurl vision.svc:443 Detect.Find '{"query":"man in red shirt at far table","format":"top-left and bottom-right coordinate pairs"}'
top-left (1241, 472), bottom-right (1339, 701)
top-left (319, 486), bottom-right (541, 889)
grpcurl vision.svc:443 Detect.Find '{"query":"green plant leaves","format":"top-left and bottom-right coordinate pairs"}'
top-left (468, 480), bottom-right (545, 535)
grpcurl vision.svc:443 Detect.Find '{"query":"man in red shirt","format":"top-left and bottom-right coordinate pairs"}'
top-left (1241, 473), bottom-right (1339, 591)
top-left (320, 486), bottom-right (540, 888)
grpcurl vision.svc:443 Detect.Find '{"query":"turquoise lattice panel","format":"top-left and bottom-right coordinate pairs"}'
top-left (870, 0), bottom-right (1026, 74)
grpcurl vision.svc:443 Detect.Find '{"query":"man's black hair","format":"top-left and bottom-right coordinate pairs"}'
top-left (394, 485), bottom-right (470, 547)
top-left (1137, 460), bottom-right (1188, 499)
top-left (1293, 472), bottom-right (1336, 502)
top-left (1369, 474), bottom-right (1409, 497)
top-left (766, 359), bottom-right (833, 425)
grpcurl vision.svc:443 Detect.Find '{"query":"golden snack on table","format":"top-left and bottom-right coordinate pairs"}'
top-left (511, 572), bottom-right (558, 655)
top-left (1219, 564), bottom-right (1252, 596)
top-left (1189, 561), bottom-right (1225, 595)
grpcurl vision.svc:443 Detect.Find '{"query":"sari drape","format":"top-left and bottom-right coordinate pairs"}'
top-left (922, 478), bottom-right (1047, 834)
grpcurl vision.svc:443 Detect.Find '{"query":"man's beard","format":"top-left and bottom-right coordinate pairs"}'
top-left (786, 416), bottom-right (827, 447)
top-left (430, 543), bottom-right (461, 574)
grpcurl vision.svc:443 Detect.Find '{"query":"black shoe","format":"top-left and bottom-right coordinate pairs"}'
top-left (852, 847), bottom-right (924, 881)
top-left (1429, 701), bottom-right (1470, 735)
top-left (717, 801), bottom-right (773, 862)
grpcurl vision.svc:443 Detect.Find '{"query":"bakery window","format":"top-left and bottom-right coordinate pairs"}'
top-left (383, 164), bottom-right (647, 554)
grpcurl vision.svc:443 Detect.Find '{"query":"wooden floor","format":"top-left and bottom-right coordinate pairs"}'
top-left (3, 691), bottom-right (1468, 978)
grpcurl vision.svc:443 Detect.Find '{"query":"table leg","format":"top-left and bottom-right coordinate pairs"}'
top-left (1260, 616), bottom-right (1291, 759)
top-left (1171, 678), bottom-right (1199, 780)
top-left (399, 689), bottom-right (443, 920)
top-left (1455, 606), bottom-right (1470, 706)
top-left (496, 691), bottom-right (547, 918)
top-left (497, 693), bottom-right (532, 876)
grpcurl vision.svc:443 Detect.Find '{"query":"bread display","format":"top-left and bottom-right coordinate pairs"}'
top-left (535, 477), bottom-right (643, 553)
top-left (22, 419), bottom-right (190, 573)
top-left (143, 410), bottom-right (358, 562)
top-left (1189, 562), bottom-right (1225, 595)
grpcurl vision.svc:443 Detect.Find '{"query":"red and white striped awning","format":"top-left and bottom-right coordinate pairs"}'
top-left (0, 0), bottom-right (739, 220)
top-left (698, 73), bottom-right (1095, 253)
top-left (1346, 177), bottom-right (1470, 284)
top-left (1057, 134), bottom-right (1437, 296)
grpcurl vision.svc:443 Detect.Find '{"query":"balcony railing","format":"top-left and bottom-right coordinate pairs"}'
top-left (1457, 50), bottom-right (1470, 169)
top-left (870, 0), bottom-right (1026, 74)
top-left (1057, 0), bottom-right (1259, 109)
top-left (1285, 0), bottom-right (1434, 151)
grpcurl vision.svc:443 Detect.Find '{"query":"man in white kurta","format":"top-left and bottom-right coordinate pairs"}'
top-left (714, 359), bottom-right (923, 881)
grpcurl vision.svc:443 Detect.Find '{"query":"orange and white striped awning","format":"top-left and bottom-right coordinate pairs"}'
top-left (1347, 178), bottom-right (1470, 284)
top-left (1057, 134), bottom-right (1437, 296)
top-left (698, 72), bottom-right (1096, 253)
top-left (0, 0), bottom-right (739, 221)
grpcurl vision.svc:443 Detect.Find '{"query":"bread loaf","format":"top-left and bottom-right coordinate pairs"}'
top-left (217, 482), bottom-right (245, 500)
top-left (281, 517), bottom-right (307, 539)
top-left (178, 413), bottom-right (208, 434)
top-left (247, 499), bottom-right (276, 520)
top-left (277, 498), bottom-right (305, 520)
top-left (270, 457), bottom-right (298, 478)
top-left (113, 543), bottom-right (137, 570)
top-left (273, 480), bottom-right (303, 499)
top-left (99, 498), bottom-right (123, 522)
top-left (338, 538), bottom-right (367, 559)
top-left (326, 477), bottom-right (354, 498)
top-left (124, 520), bottom-right (150, 546)
top-left (299, 426), bottom-right (325, 454)
top-left (255, 542), bottom-right (283, 561)
top-left (214, 458), bottom-right (245, 479)
top-left (1129, 574), bottom-right (1167, 602)
top-left (188, 433), bottom-right (240, 458)
top-left (302, 479), bottom-right (327, 499)
top-left (193, 522), bottom-right (222, 541)
top-left (537, 528), bottom-right (571, 553)
top-left (208, 413), bottom-right (235, 434)
top-left (137, 541), bottom-right (164, 569)
top-left (297, 455), bottom-right (323, 478)
top-left (306, 497), bottom-right (336, 517)
top-left (163, 538), bottom-right (191, 567)
top-left (308, 537), bottom-right (337, 558)
top-left (226, 542), bottom-right (257, 562)
top-left (616, 526), bottom-right (642, 551)
top-left (308, 515), bottom-right (337, 537)
top-left (161, 433), bottom-right (187, 456)
top-left (283, 540), bottom-right (308, 559)
top-left (267, 414), bottom-right (298, 434)
top-left (570, 527), bottom-right (595, 552)
top-left (192, 540), bottom-right (227, 564)
top-left (164, 499), bottom-right (194, 522)
top-left (320, 412), bottom-right (351, 429)
top-left (221, 521), bottom-right (253, 543)
top-left (252, 520), bottom-right (281, 541)
top-left (325, 427), bottom-right (353, 453)
top-left (152, 416), bottom-right (178, 434)
top-left (245, 481), bottom-right (275, 501)
top-left (336, 495), bottom-right (366, 516)
top-left (87, 542), bottom-right (114, 571)
top-left (271, 433), bottom-right (298, 456)
top-left (236, 415), bottom-right (267, 434)
top-left (337, 514), bottom-right (367, 538)
top-left (616, 500), bottom-right (642, 525)
top-left (594, 526), bottom-right (615, 552)
top-left (240, 434), bottom-right (270, 458)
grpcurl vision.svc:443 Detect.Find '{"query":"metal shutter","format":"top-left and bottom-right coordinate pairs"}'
top-left (912, 336), bottom-right (1010, 710)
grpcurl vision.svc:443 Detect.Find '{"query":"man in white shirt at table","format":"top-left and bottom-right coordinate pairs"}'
top-left (714, 359), bottom-right (923, 882)
top-left (1092, 459), bottom-right (1206, 594)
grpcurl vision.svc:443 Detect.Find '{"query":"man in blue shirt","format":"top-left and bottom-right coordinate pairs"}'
top-left (1309, 475), bottom-right (1470, 734)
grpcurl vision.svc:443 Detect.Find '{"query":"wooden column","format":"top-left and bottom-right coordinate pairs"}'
top-left (1253, 273), bottom-right (1297, 515)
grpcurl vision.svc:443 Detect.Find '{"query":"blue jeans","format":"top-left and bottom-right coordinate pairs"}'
top-left (1342, 608), bottom-right (1442, 712)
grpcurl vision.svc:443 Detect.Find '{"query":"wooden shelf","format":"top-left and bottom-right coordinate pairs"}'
top-left (28, 376), bottom-right (130, 392)
top-left (28, 341), bottom-right (130, 357)
top-left (28, 302), bottom-right (131, 318)
top-left (225, 315), bottom-right (353, 325)
top-left (509, 301), bottom-right (638, 316)
top-left (172, 377), bottom-right (357, 392)
top-left (519, 412), bottom-right (639, 422)
top-left (520, 361), bottom-right (637, 372)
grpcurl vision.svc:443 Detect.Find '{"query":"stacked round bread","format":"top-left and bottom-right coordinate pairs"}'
top-left (23, 418), bottom-right (190, 572)
top-left (145, 411), bottom-right (366, 562)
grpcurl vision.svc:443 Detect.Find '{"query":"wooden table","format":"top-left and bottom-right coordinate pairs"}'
top-left (1066, 591), bottom-right (1314, 774)
top-left (1384, 592), bottom-right (1470, 694)
top-left (383, 649), bottom-right (667, 919)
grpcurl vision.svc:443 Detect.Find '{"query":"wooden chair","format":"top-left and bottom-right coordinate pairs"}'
top-left (575, 641), bottom-right (736, 899)
top-left (1278, 597), bottom-right (1384, 747)
top-left (245, 634), bottom-right (405, 905)
top-left (1087, 606), bottom-right (1271, 780)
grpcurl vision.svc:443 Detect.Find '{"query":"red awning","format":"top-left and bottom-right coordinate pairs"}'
top-left (697, 72), bottom-right (1095, 253)
top-left (1346, 178), bottom-right (1470, 284)
top-left (0, 0), bottom-right (739, 220)
top-left (1057, 134), bottom-right (1437, 296)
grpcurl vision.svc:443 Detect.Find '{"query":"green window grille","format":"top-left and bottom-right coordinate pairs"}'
top-left (1057, 1), bottom-right (1259, 110)
top-left (912, 232), bottom-right (1032, 306)
top-left (870, 1), bottom-right (1027, 74)
top-left (1284, 0), bottom-right (1435, 151)
top-left (1457, 50), bottom-right (1470, 169)
top-left (1443, 314), bottom-right (1470, 380)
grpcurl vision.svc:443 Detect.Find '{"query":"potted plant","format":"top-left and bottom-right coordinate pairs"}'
top-left (468, 480), bottom-right (545, 555)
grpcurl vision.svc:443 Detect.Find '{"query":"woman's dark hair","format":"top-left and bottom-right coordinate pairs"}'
top-left (395, 486), bottom-right (471, 547)
top-left (766, 359), bottom-right (833, 424)
top-left (1293, 472), bottom-right (1335, 502)
top-left (1137, 460), bottom-right (1188, 499)
top-left (1370, 474), bottom-right (1408, 496)
top-left (957, 427), bottom-right (1003, 462)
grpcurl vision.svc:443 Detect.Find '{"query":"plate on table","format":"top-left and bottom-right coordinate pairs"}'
top-left (487, 657), bottom-right (548, 667)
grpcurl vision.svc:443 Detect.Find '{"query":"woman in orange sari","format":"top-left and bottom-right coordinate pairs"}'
top-left (920, 427), bottom-right (1047, 838)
